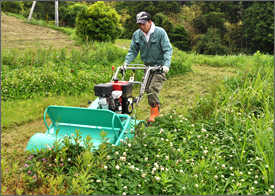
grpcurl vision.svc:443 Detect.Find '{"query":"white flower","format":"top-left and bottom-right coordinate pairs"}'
top-left (122, 192), bottom-right (126, 195)
top-left (123, 152), bottom-right (127, 157)
top-left (251, 187), bottom-right (255, 190)
top-left (239, 171), bottom-right (243, 175)
top-left (128, 143), bottom-right (131, 148)
top-left (238, 183), bottom-right (241, 186)
top-left (271, 185), bottom-right (274, 189)
top-left (177, 149), bottom-right (180, 152)
top-left (141, 173), bottom-right (146, 178)
top-left (161, 138), bottom-right (164, 141)
top-left (195, 184), bottom-right (199, 188)
top-left (222, 164), bottom-right (226, 168)
top-left (130, 165), bottom-right (135, 170)
top-left (107, 155), bottom-right (110, 160)
top-left (202, 128), bottom-right (207, 133)
top-left (155, 176), bottom-right (161, 181)
top-left (68, 158), bottom-right (71, 162)
top-left (107, 141), bottom-right (110, 144)
top-left (124, 186), bottom-right (127, 189)
top-left (104, 166), bottom-right (108, 170)
top-left (116, 165), bottom-right (120, 170)
top-left (180, 170), bottom-right (184, 174)
top-left (115, 151), bottom-right (119, 155)
top-left (96, 179), bottom-right (101, 183)
top-left (254, 181), bottom-right (258, 184)
top-left (144, 157), bottom-right (148, 161)
top-left (203, 150), bottom-right (208, 155)
top-left (165, 156), bottom-right (169, 160)
top-left (197, 135), bottom-right (201, 139)
top-left (182, 186), bottom-right (186, 190)
top-left (120, 156), bottom-right (126, 161)
top-left (194, 174), bottom-right (198, 178)
top-left (156, 155), bottom-right (160, 158)
top-left (241, 179), bottom-right (244, 182)
top-left (230, 167), bottom-right (233, 170)
top-left (255, 175), bottom-right (258, 178)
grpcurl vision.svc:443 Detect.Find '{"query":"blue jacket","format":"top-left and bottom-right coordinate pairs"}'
top-left (124, 26), bottom-right (173, 67)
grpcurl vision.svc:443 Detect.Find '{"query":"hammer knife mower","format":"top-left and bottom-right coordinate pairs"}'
top-left (26, 64), bottom-right (163, 151)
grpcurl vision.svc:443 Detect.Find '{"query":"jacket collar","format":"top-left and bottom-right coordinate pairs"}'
top-left (139, 22), bottom-right (156, 37)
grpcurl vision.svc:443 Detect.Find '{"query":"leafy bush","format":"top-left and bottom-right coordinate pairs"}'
top-left (59, 3), bottom-right (88, 28)
top-left (1, 1), bottom-right (24, 14)
top-left (170, 24), bottom-right (191, 51)
top-left (195, 28), bottom-right (229, 55)
top-left (75, 1), bottom-right (122, 42)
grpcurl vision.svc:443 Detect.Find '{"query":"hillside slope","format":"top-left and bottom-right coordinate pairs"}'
top-left (1, 13), bottom-right (77, 50)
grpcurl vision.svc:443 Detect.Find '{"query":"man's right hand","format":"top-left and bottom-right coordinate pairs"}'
top-left (123, 62), bottom-right (128, 70)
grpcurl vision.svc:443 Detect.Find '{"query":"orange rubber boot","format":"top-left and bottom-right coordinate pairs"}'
top-left (147, 103), bottom-right (160, 123)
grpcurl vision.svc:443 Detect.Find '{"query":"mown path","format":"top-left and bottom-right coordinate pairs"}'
top-left (1, 13), bottom-right (238, 161)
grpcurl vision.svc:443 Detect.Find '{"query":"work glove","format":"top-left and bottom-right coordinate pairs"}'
top-left (123, 62), bottom-right (128, 70)
top-left (162, 66), bottom-right (169, 74)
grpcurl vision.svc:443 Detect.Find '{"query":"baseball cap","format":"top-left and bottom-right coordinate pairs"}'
top-left (136, 11), bottom-right (151, 24)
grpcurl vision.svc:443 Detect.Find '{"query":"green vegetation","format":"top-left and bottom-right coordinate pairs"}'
top-left (1, 1), bottom-right (273, 54)
top-left (1, 50), bottom-right (274, 195)
top-left (1, 8), bottom-right (273, 195)
top-left (76, 1), bottom-right (122, 42)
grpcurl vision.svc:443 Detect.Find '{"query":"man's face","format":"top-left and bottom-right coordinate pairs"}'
top-left (138, 21), bottom-right (152, 34)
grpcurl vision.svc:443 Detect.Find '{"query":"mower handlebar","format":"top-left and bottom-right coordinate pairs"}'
top-left (112, 64), bottom-right (163, 107)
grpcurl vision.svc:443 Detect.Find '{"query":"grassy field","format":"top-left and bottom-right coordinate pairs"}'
top-left (1, 13), bottom-right (274, 195)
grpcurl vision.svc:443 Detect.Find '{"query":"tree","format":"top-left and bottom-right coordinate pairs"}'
top-left (1, 1), bottom-right (23, 14)
top-left (243, 1), bottom-right (274, 54)
top-left (170, 24), bottom-right (190, 51)
top-left (223, 21), bottom-right (244, 54)
top-left (115, 1), bottom-right (181, 38)
top-left (153, 13), bottom-right (173, 35)
top-left (59, 3), bottom-right (88, 28)
top-left (195, 28), bottom-right (229, 55)
top-left (75, 1), bottom-right (122, 42)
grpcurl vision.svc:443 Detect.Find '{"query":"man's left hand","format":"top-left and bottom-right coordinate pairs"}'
top-left (162, 66), bottom-right (169, 74)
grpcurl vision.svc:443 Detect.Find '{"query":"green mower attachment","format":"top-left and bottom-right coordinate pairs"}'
top-left (26, 64), bottom-right (162, 152)
top-left (26, 105), bottom-right (142, 152)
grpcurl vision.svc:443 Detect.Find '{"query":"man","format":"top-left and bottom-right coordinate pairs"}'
top-left (124, 11), bottom-right (173, 123)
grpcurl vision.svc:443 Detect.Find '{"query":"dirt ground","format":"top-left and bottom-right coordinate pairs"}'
top-left (1, 13), bottom-right (78, 50)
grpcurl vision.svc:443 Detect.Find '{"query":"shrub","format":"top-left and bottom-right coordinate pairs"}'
top-left (75, 1), bottom-right (122, 42)
top-left (1, 1), bottom-right (24, 14)
top-left (59, 3), bottom-right (88, 28)
top-left (170, 24), bottom-right (191, 51)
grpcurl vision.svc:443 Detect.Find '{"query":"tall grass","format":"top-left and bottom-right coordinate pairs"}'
top-left (1, 50), bottom-right (274, 195)
top-left (189, 51), bottom-right (274, 186)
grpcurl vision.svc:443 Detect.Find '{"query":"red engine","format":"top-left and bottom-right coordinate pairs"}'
top-left (94, 79), bottom-right (133, 114)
